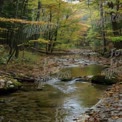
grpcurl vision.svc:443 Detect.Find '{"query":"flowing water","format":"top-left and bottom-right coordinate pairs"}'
top-left (0, 65), bottom-right (107, 122)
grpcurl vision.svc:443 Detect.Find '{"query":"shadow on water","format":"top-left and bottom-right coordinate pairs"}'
top-left (0, 65), bottom-right (107, 122)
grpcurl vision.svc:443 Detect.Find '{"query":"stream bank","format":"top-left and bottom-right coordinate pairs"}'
top-left (0, 63), bottom-right (107, 122)
top-left (75, 83), bottom-right (122, 122)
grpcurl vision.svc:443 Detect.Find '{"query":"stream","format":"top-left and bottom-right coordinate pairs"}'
top-left (0, 65), bottom-right (107, 122)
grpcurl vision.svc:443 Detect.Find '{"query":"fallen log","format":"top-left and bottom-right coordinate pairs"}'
top-left (14, 76), bottom-right (35, 82)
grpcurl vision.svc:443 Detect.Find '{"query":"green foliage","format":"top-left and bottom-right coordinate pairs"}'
top-left (0, 0), bottom-right (90, 57)
top-left (86, 0), bottom-right (122, 50)
top-left (0, 45), bottom-right (8, 64)
top-left (56, 43), bottom-right (75, 49)
top-left (9, 79), bottom-right (22, 88)
top-left (0, 0), bottom-right (121, 61)
top-left (0, 57), bottom-right (7, 64)
top-left (19, 51), bottom-right (41, 64)
top-left (108, 36), bottom-right (122, 42)
top-left (29, 39), bottom-right (49, 44)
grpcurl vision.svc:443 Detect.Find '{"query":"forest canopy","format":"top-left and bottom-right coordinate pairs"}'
top-left (0, 0), bottom-right (122, 60)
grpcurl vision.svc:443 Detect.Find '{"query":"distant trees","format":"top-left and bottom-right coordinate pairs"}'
top-left (106, 0), bottom-right (122, 48)
top-left (86, 0), bottom-right (122, 51)
top-left (0, 0), bottom-right (84, 59)
top-left (0, 0), bottom-right (30, 59)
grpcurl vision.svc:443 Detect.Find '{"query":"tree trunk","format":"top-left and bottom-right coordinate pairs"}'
top-left (15, 45), bottom-right (19, 58)
top-left (110, 0), bottom-right (121, 48)
top-left (0, 0), bottom-right (5, 12)
top-left (99, 0), bottom-right (107, 52)
top-left (34, 0), bottom-right (42, 48)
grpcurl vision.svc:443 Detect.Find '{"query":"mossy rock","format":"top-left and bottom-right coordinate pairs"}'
top-left (0, 76), bottom-right (22, 95)
top-left (91, 75), bottom-right (117, 85)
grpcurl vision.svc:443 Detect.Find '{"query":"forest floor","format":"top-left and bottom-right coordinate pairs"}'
top-left (0, 49), bottom-right (102, 79)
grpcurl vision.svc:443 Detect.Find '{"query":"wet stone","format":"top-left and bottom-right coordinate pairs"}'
top-left (118, 111), bottom-right (122, 115)
top-left (100, 118), bottom-right (108, 122)
top-left (97, 105), bottom-right (102, 108)
top-left (119, 100), bottom-right (122, 103)
top-left (100, 114), bottom-right (106, 118)
top-left (109, 108), bottom-right (116, 111)
top-left (118, 103), bottom-right (122, 107)
top-left (0, 116), bottom-right (4, 121)
top-left (116, 118), bottom-right (122, 122)
top-left (116, 108), bottom-right (122, 111)
top-left (104, 109), bottom-right (111, 112)
top-left (108, 118), bottom-right (115, 122)
top-left (0, 99), bottom-right (5, 103)
top-left (85, 110), bottom-right (91, 114)
top-left (119, 94), bottom-right (122, 97)
top-left (111, 113), bottom-right (119, 116)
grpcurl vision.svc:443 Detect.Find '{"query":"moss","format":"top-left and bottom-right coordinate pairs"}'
top-left (11, 79), bottom-right (22, 88)
top-left (91, 75), bottom-right (117, 85)
top-left (0, 76), bottom-right (22, 95)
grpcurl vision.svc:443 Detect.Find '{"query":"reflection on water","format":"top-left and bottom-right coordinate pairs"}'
top-left (0, 65), bottom-right (107, 122)
top-left (62, 64), bottom-right (103, 77)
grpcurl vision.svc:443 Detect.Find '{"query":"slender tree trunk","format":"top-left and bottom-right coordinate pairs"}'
top-left (110, 0), bottom-right (121, 48)
top-left (15, 45), bottom-right (19, 58)
top-left (110, 0), bottom-right (120, 36)
top-left (47, 7), bottom-right (53, 53)
top-left (0, 0), bottom-right (4, 12)
top-left (99, 0), bottom-right (106, 52)
top-left (34, 0), bottom-right (41, 48)
top-left (7, 49), bottom-right (16, 64)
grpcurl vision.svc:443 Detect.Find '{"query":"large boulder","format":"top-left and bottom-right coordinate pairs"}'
top-left (0, 76), bottom-right (22, 94)
top-left (91, 75), bottom-right (117, 85)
